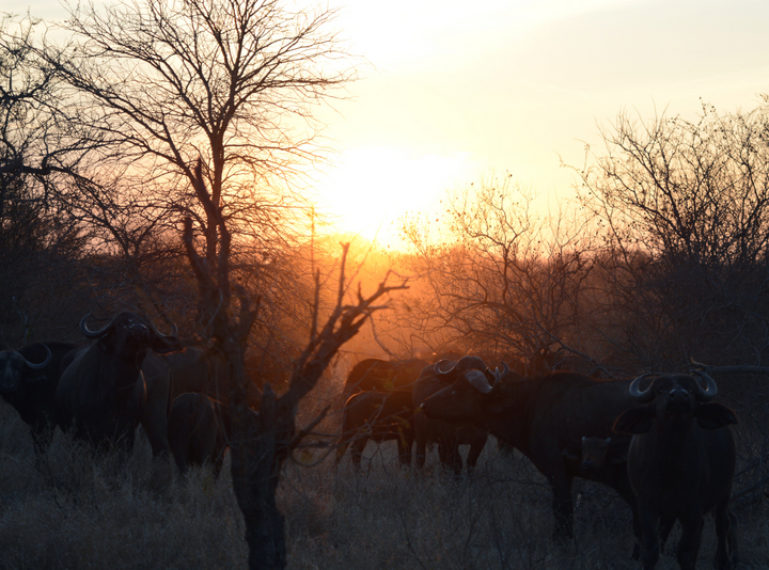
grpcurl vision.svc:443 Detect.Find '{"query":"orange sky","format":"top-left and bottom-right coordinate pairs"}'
top-left (21, 0), bottom-right (769, 247)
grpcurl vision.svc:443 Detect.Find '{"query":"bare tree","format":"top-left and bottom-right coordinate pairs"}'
top-left (183, 163), bottom-right (407, 567)
top-left (0, 14), bottom-right (92, 254)
top-left (404, 177), bottom-right (600, 374)
top-left (578, 106), bottom-right (769, 266)
top-left (34, 0), bottom-right (351, 334)
top-left (577, 105), bottom-right (769, 367)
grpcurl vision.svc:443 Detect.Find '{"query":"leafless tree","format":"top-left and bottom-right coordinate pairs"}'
top-left (579, 106), bottom-right (769, 266)
top-left (404, 177), bottom-right (600, 374)
top-left (183, 163), bottom-right (406, 567)
top-left (33, 0), bottom-right (352, 333)
top-left (0, 15), bottom-right (93, 254)
top-left (577, 105), bottom-right (769, 367)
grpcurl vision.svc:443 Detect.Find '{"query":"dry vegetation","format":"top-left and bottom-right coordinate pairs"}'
top-left (1, 368), bottom-right (768, 569)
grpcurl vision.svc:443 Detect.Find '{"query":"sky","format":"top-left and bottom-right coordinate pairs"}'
top-left (313, 0), bottom-right (769, 245)
top-left (17, 0), bottom-right (769, 246)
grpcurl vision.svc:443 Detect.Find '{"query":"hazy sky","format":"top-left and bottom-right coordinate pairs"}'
top-left (316, 0), bottom-right (769, 242)
top-left (16, 0), bottom-right (769, 243)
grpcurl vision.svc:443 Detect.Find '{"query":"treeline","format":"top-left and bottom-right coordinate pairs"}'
top-left (5, 33), bottom-right (769, 379)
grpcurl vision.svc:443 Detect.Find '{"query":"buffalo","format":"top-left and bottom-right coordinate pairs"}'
top-left (571, 435), bottom-right (672, 560)
top-left (343, 357), bottom-right (427, 396)
top-left (56, 312), bottom-right (181, 450)
top-left (167, 392), bottom-right (231, 477)
top-left (613, 372), bottom-right (738, 569)
top-left (140, 345), bottom-right (229, 457)
top-left (419, 355), bottom-right (637, 539)
top-left (336, 389), bottom-right (414, 470)
top-left (0, 341), bottom-right (77, 452)
top-left (412, 358), bottom-right (489, 474)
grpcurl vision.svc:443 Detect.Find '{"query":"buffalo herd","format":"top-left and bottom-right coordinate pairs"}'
top-left (0, 312), bottom-right (233, 475)
top-left (0, 317), bottom-right (743, 568)
top-left (344, 355), bottom-right (740, 569)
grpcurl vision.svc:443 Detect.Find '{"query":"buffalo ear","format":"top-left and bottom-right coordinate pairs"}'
top-left (695, 403), bottom-right (737, 429)
top-left (613, 406), bottom-right (656, 435)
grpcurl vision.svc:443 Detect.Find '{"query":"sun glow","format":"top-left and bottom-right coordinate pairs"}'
top-left (313, 146), bottom-right (473, 249)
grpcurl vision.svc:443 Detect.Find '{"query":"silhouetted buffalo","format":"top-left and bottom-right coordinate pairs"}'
top-left (336, 390), bottom-right (414, 470)
top-left (167, 392), bottom-right (231, 476)
top-left (0, 341), bottom-right (77, 451)
top-left (412, 357), bottom-right (489, 474)
top-left (56, 312), bottom-right (180, 450)
top-left (571, 435), bottom-right (670, 560)
top-left (140, 345), bottom-right (229, 457)
top-left (343, 358), bottom-right (427, 396)
top-left (614, 372), bottom-right (738, 569)
top-left (420, 355), bottom-right (636, 538)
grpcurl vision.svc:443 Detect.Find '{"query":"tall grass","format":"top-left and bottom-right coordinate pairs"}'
top-left (1, 373), bottom-right (768, 569)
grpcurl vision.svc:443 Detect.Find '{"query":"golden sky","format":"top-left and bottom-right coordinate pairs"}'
top-left (20, 0), bottom-right (769, 246)
top-left (311, 0), bottom-right (769, 245)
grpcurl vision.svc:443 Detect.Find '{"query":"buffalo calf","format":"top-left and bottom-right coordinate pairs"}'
top-left (168, 392), bottom-right (231, 477)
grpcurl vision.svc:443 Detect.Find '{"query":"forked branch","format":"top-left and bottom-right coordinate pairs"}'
top-left (283, 243), bottom-right (409, 410)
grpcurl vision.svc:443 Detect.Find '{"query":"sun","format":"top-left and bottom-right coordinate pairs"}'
top-left (313, 146), bottom-right (472, 249)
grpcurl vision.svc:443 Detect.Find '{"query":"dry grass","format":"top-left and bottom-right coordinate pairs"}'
top-left (1, 372), bottom-right (768, 569)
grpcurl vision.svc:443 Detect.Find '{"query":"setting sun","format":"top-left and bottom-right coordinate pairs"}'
top-left (313, 146), bottom-right (473, 247)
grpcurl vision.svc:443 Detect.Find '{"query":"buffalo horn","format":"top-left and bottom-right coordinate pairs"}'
top-left (465, 369), bottom-right (494, 394)
top-left (435, 359), bottom-right (457, 375)
top-left (492, 361), bottom-right (510, 384)
top-left (79, 313), bottom-right (115, 338)
top-left (628, 373), bottom-right (656, 401)
top-left (19, 343), bottom-right (52, 370)
top-left (691, 369), bottom-right (718, 401)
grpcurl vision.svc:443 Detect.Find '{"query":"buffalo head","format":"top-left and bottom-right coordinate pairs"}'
top-left (419, 356), bottom-right (514, 421)
top-left (615, 371), bottom-right (736, 435)
top-left (80, 312), bottom-right (180, 357)
top-left (0, 344), bottom-right (52, 393)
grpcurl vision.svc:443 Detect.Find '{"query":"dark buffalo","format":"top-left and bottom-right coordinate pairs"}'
top-left (56, 312), bottom-right (181, 450)
top-left (613, 372), bottom-right (738, 569)
top-left (336, 389), bottom-right (414, 470)
top-left (575, 435), bottom-right (635, 497)
top-left (167, 392), bottom-right (231, 477)
top-left (420, 355), bottom-right (636, 538)
top-left (0, 341), bottom-right (77, 451)
top-left (412, 358), bottom-right (489, 475)
top-left (571, 435), bottom-right (674, 560)
top-left (343, 358), bottom-right (427, 396)
top-left (140, 345), bottom-right (229, 457)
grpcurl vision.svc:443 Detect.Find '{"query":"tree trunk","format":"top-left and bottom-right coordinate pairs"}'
top-left (229, 379), bottom-right (293, 569)
top-left (230, 439), bottom-right (286, 569)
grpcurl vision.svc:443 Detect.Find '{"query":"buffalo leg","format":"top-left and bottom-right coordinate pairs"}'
top-left (549, 474), bottom-right (574, 540)
top-left (350, 438), bottom-right (366, 471)
top-left (636, 507), bottom-right (660, 570)
top-left (396, 432), bottom-right (413, 467)
top-left (676, 516), bottom-right (704, 570)
top-left (465, 440), bottom-right (484, 473)
top-left (414, 435), bottom-right (427, 470)
top-left (714, 503), bottom-right (737, 569)
top-left (659, 513), bottom-right (675, 553)
top-left (438, 441), bottom-right (462, 475)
